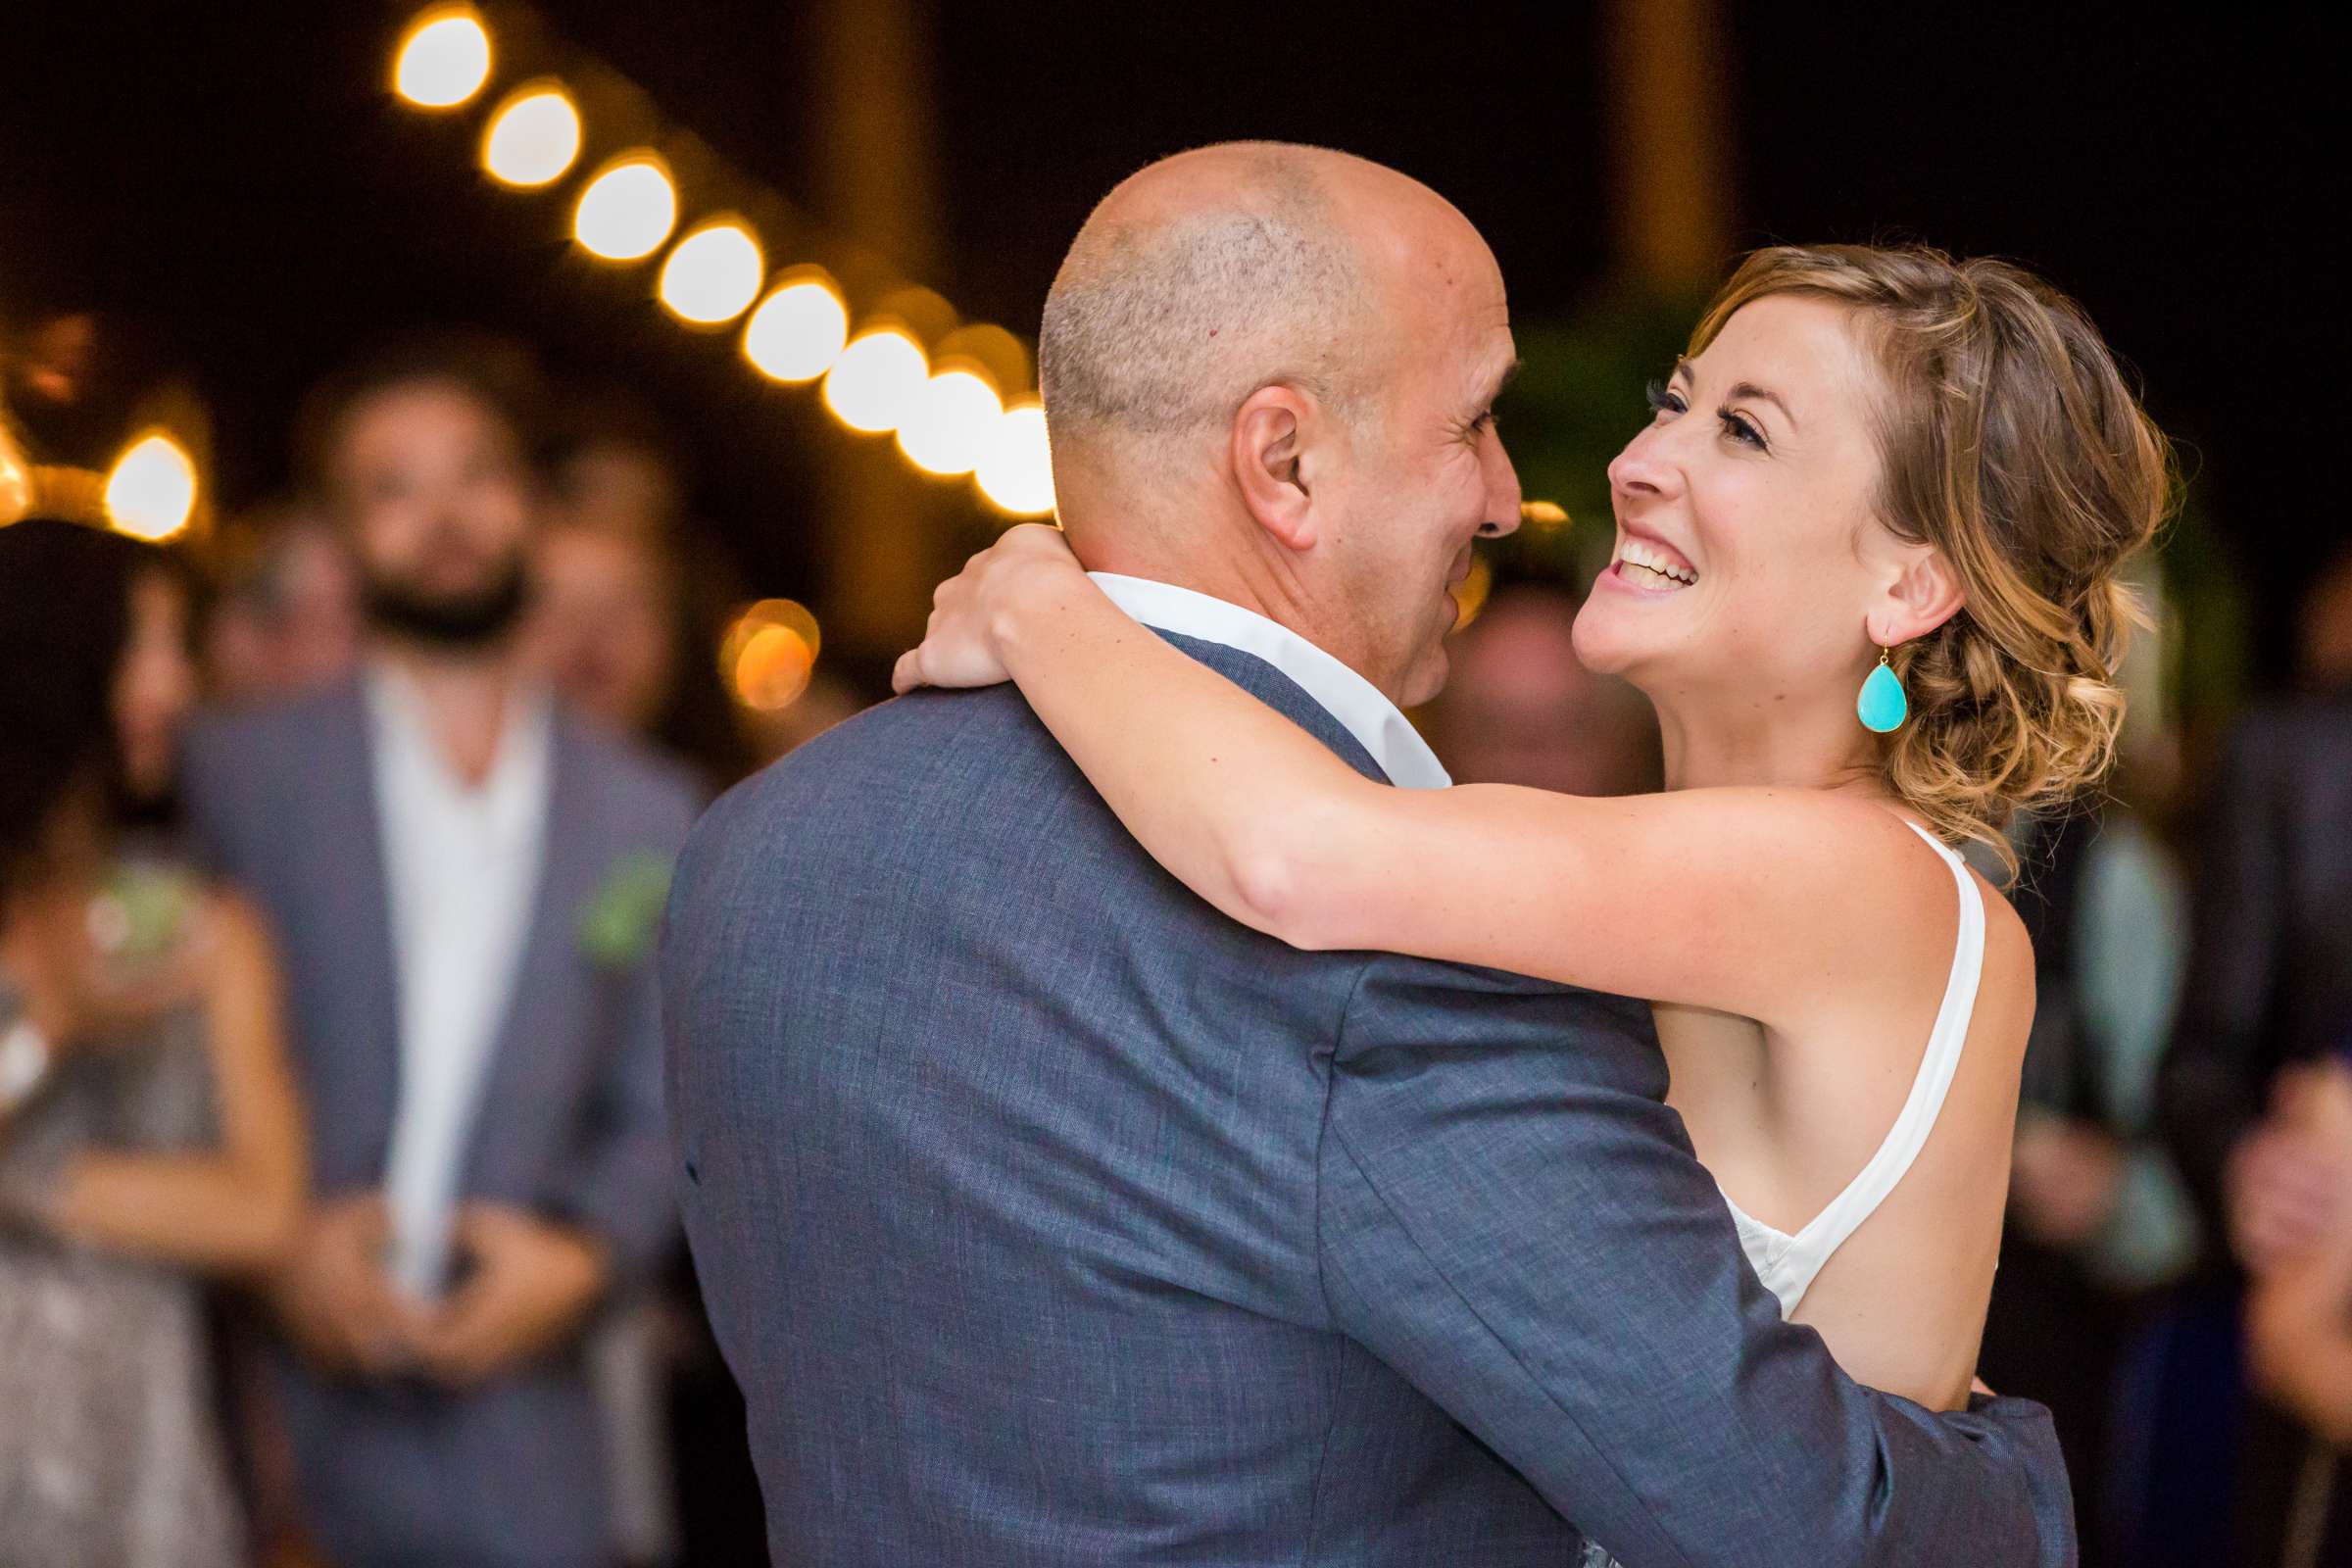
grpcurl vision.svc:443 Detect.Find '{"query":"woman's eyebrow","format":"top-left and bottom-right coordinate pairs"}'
top-left (1727, 380), bottom-right (1797, 428)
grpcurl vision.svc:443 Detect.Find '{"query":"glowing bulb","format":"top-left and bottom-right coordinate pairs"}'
top-left (573, 156), bottom-right (677, 262)
top-left (720, 599), bottom-right (823, 711)
top-left (394, 8), bottom-right (491, 108)
top-left (105, 434), bottom-right (198, 543)
top-left (821, 329), bottom-right (928, 434)
top-left (481, 86), bottom-right (581, 187)
top-left (0, 424), bottom-right (31, 525)
top-left (974, 403), bottom-right (1054, 516)
top-left (742, 281), bottom-right (850, 382)
top-left (659, 223), bottom-right (764, 324)
top-left (897, 370), bottom-right (1004, 477)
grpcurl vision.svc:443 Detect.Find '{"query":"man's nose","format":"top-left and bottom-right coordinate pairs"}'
top-left (1477, 439), bottom-right (1524, 539)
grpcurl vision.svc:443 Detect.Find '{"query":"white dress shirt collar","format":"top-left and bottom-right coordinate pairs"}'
top-left (1087, 572), bottom-right (1451, 790)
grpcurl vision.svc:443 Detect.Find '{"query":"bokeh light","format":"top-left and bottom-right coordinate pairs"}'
top-left (659, 222), bottom-right (764, 324)
top-left (104, 433), bottom-right (198, 543)
top-left (480, 85), bottom-right (581, 188)
top-left (742, 279), bottom-right (850, 383)
top-left (720, 599), bottom-right (823, 711)
top-left (821, 329), bottom-right (928, 434)
top-left (973, 402), bottom-right (1055, 516)
top-left (393, 8), bottom-right (492, 109)
top-left (1520, 499), bottom-right (1571, 529)
top-left (0, 425), bottom-right (31, 525)
top-left (1452, 555), bottom-right (1494, 629)
top-left (897, 369), bottom-right (1004, 477)
top-left (572, 155), bottom-right (678, 262)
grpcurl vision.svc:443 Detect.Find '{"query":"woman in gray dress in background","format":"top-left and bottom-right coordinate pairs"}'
top-left (0, 516), bottom-right (308, 1568)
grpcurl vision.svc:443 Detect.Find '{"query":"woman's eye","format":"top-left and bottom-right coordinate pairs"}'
top-left (1718, 410), bottom-right (1766, 450)
top-left (1643, 379), bottom-right (1685, 418)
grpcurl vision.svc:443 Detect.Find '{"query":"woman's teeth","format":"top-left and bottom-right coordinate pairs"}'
top-left (1617, 538), bottom-right (1697, 589)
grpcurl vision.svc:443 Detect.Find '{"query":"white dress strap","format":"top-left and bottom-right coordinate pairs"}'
top-left (1719, 821), bottom-right (1987, 1316)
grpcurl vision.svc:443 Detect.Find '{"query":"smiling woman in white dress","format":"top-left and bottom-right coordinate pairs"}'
top-left (897, 242), bottom-right (2172, 1414)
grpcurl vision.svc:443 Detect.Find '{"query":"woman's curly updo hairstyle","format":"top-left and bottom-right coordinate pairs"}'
top-left (1690, 243), bottom-right (2173, 874)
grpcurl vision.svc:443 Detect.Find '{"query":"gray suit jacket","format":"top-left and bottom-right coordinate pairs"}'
top-left (665, 633), bottom-right (2076, 1567)
top-left (185, 675), bottom-right (700, 1568)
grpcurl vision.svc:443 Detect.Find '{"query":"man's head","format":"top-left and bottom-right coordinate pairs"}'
top-left (1039, 143), bottom-right (1521, 706)
top-left (297, 336), bottom-right (541, 654)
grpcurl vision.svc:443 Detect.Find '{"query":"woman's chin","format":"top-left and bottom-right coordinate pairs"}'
top-left (1570, 600), bottom-right (1653, 677)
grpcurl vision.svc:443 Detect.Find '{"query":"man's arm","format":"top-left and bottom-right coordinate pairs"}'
top-left (550, 784), bottom-right (703, 1284)
top-left (1317, 958), bottom-right (2075, 1568)
top-left (549, 944), bottom-right (678, 1284)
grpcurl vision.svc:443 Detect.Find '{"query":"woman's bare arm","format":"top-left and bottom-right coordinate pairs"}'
top-left (899, 528), bottom-right (1950, 1023)
top-left (51, 892), bottom-right (308, 1277)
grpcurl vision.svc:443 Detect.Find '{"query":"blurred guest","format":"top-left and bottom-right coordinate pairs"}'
top-left (2242, 1058), bottom-right (2352, 1564)
top-left (528, 512), bottom-right (756, 1566)
top-left (1419, 583), bottom-right (1660, 795)
top-left (536, 393), bottom-right (754, 791)
top-left (204, 503), bottom-right (362, 704)
top-left (544, 387), bottom-right (689, 544)
top-left (2158, 642), bottom-right (2352, 1564)
top-left (1983, 800), bottom-right (2197, 1566)
top-left (182, 337), bottom-right (700, 1568)
top-left (530, 521), bottom-right (678, 738)
top-left (0, 517), bottom-right (306, 1568)
top-left (2299, 536), bottom-right (2352, 697)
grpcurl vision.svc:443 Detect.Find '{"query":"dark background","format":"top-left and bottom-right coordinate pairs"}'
top-left (1, 2), bottom-right (2334, 681)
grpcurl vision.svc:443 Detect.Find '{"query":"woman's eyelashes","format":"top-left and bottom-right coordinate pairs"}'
top-left (1718, 410), bottom-right (1767, 451)
top-left (1643, 379), bottom-right (1768, 452)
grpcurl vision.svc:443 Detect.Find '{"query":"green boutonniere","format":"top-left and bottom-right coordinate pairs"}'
top-left (577, 851), bottom-right (675, 969)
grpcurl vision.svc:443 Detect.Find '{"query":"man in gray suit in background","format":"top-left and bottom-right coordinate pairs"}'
top-left (186, 338), bottom-right (699, 1568)
top-left (665, 144), bottom-right (2077, 1565)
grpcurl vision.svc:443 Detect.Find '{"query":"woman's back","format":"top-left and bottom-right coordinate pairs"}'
top-left (1660, 826), bottom-right (2035, 1408)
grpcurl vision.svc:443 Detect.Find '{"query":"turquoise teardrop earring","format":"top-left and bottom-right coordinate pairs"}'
top-left (1858, 649), bottom-right (1908, 733)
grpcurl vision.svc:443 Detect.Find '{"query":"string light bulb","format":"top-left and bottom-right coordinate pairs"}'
top-left (742, 279), bottom-right (850, 383)
top-left (973, 402), bottom-right (1054, 516)
top-left (659, 222), bottom-right (764, 325)
top-left (481, 85), bottom-right (581, 188)
top-left (104, 433), bottom-right (199, 543)
top-left (821, 329), bottom-right (928, 434)
top-left (897, 368), bottom-right (1004, 477)
top-left (393, 7), bottom-right (492, 109)
top-left (573, 155), bottom-right (678, 262)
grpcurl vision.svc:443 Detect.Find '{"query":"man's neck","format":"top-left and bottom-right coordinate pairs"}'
top-left (1073, 526), bottom-right (1393, 702)
top-left (370, 634), bottom-right (525, 786)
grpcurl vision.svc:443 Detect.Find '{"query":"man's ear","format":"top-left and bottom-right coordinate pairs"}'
top-left (1231, 384), bottom-right (1317, 552)
top-left (1873, 546), bottom-right (1966, 646)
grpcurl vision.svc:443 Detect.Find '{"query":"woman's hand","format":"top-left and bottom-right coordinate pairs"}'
top-left (893, 523), bottom-right (1085, 694)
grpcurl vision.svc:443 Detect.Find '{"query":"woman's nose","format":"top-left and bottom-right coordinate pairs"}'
top-left (1607, 425), bottom-right (1683, 502)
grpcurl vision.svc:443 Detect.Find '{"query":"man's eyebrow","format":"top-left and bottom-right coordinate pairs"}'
top-left (1484, 358), bottom-right (1524, 403)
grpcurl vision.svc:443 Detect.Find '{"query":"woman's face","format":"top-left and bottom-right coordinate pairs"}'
top-left (1572, 294), bottom-right (1904, 714)
top-left (113, 569), bottom-right (199, 803)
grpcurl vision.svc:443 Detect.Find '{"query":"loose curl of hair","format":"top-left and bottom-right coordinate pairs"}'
top-left (1690, 244), bottom-right (2174, 876)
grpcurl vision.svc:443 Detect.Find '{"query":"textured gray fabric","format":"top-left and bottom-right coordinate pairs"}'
top-left (183, 677), bottom-right (700, 1568)
top-left (665, 632), bottom-right (2077, 1567)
